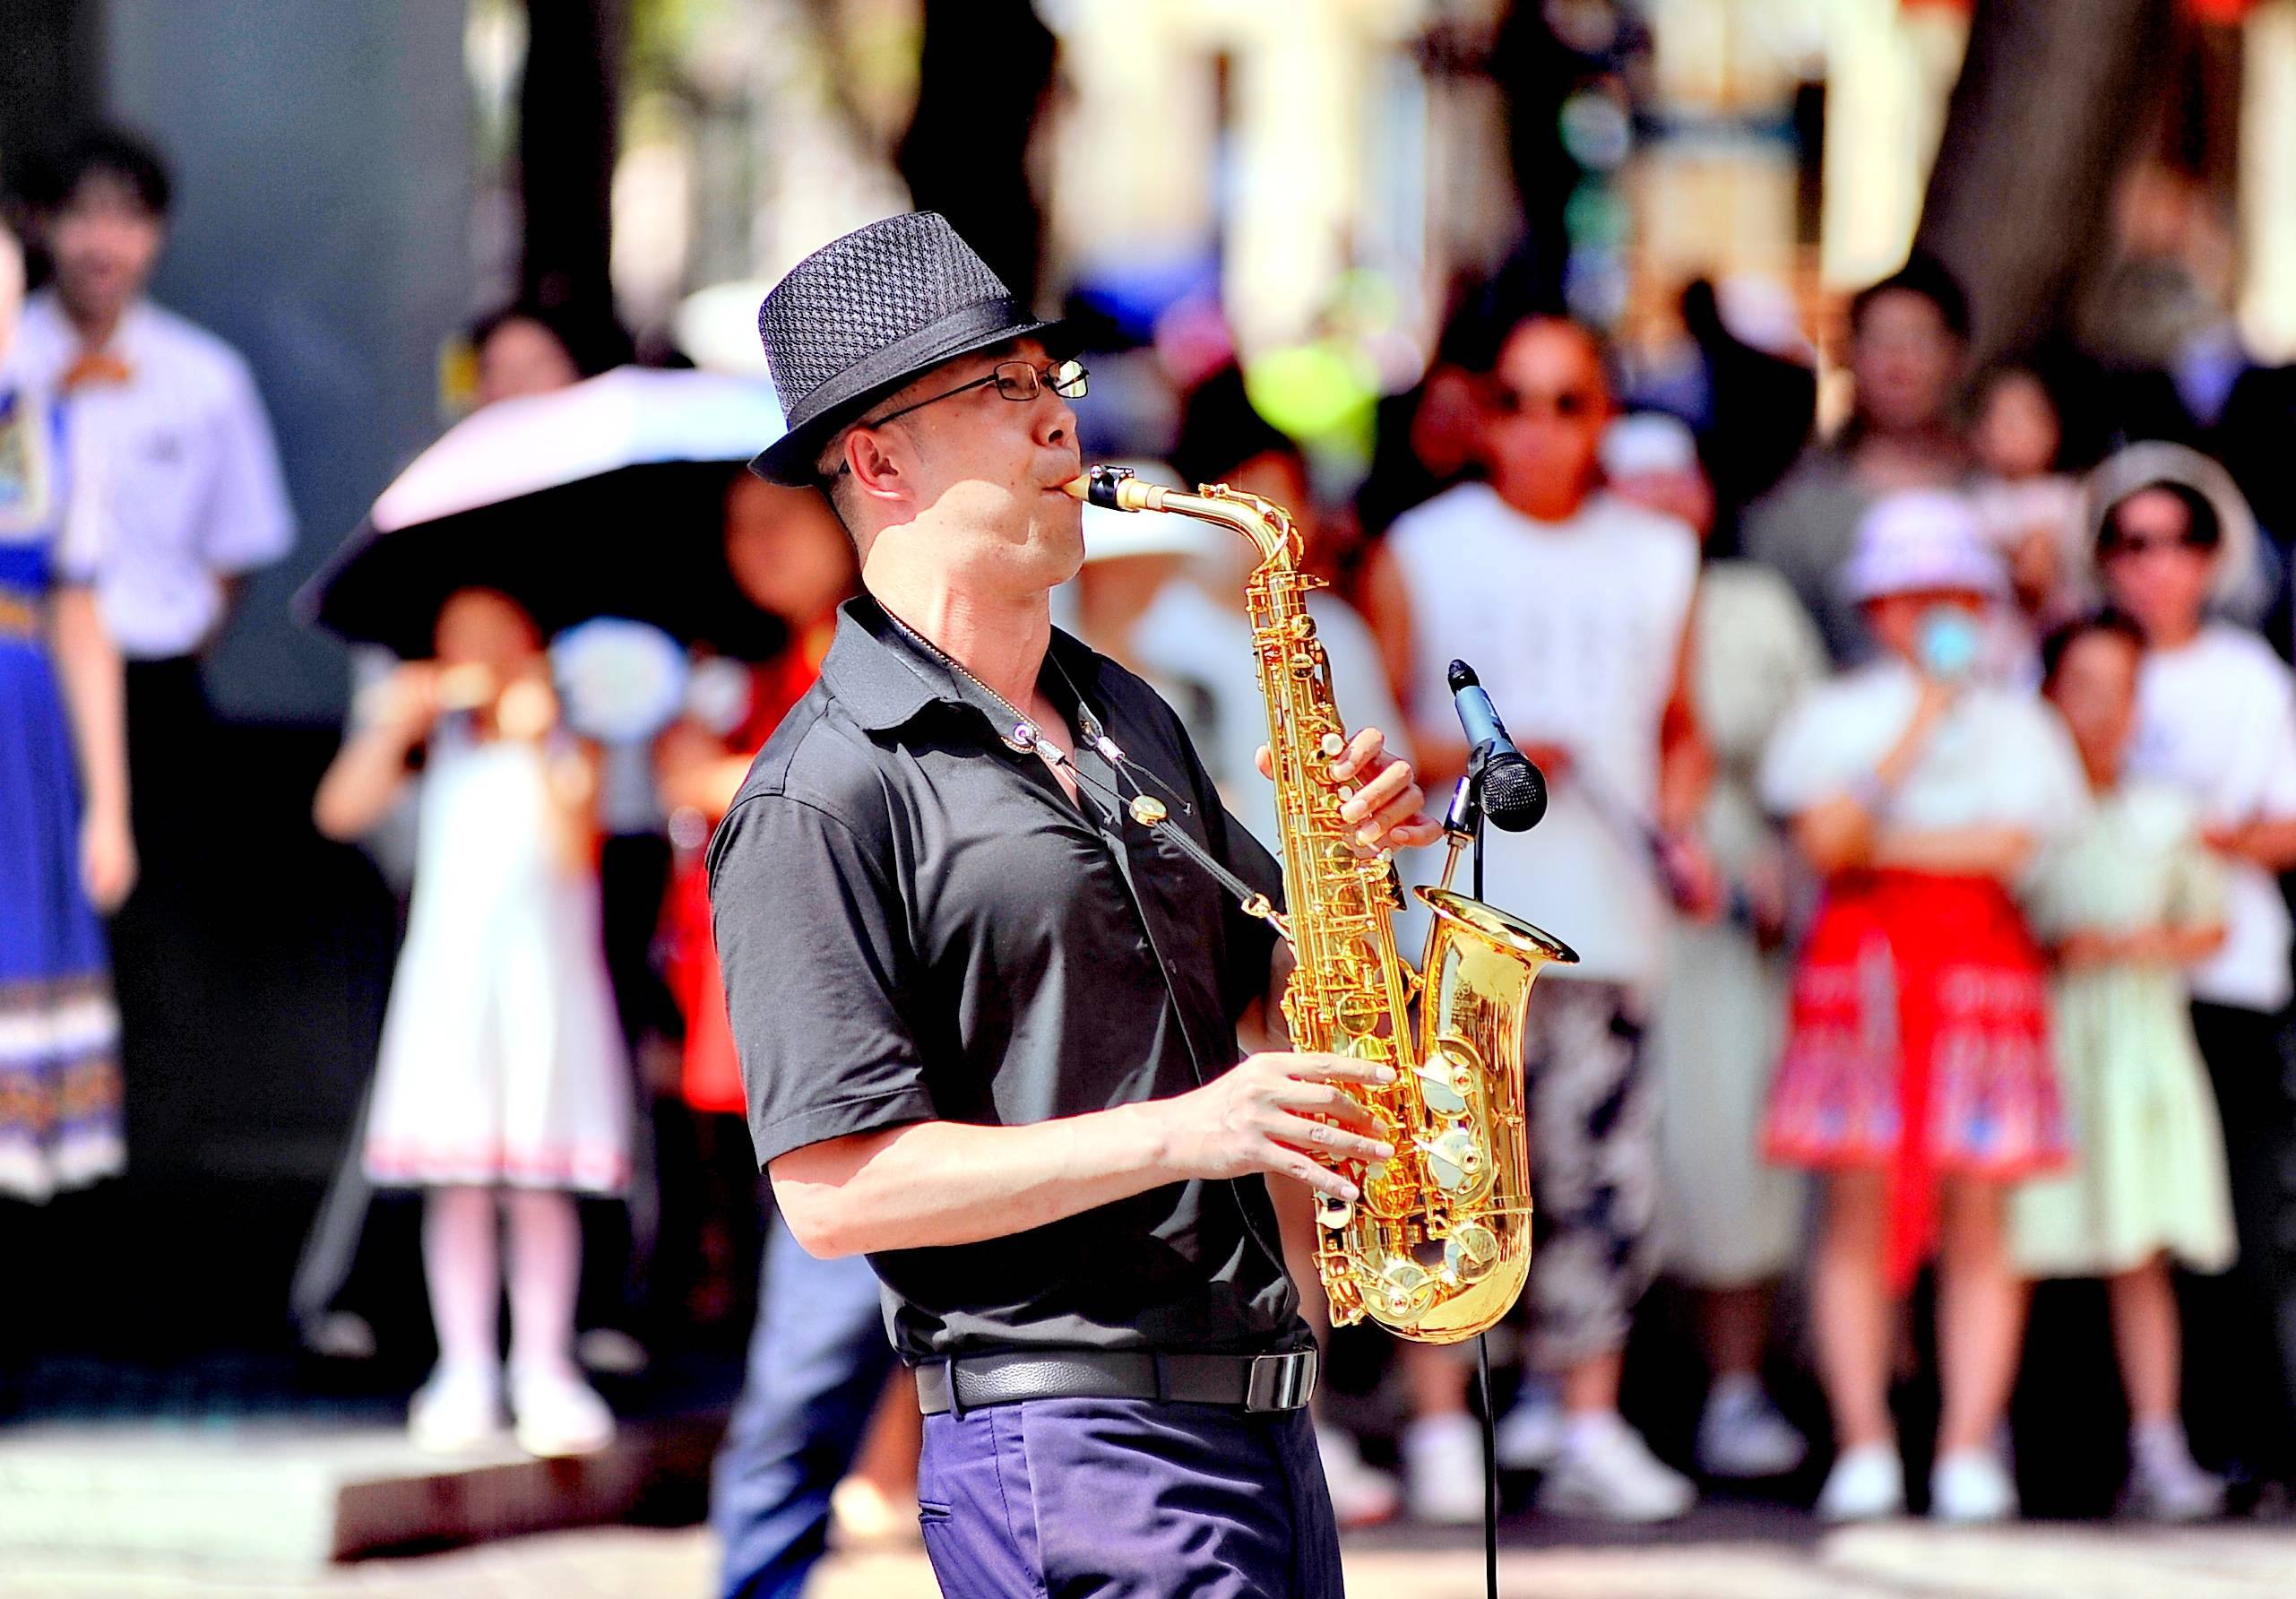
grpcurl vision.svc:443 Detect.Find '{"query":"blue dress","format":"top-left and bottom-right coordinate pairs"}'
top-left (0, 384), bottom-right (125, 1199)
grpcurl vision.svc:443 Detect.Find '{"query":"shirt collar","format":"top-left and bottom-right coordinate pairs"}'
top-left (21, 290), bottom-right (151, 358)
top-left (818, 593), bottom-right (1106, 739)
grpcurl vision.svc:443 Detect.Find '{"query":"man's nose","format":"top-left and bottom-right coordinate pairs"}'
top-left (1034, 392), bottom-right (1075, 449)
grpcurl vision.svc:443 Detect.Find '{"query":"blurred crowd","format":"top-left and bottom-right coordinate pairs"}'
top-left (12, 114), bottom-right (2296, 1599)
top-left (1055, 252), bottom-right (2296, 1541)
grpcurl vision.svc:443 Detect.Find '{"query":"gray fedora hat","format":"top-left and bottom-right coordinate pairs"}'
top-left (749, 212), bottom-right (1066, 485)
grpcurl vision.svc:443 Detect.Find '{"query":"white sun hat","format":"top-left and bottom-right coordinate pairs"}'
top-left (2080, 439), bottom-right (2263, 608)
top-left (1836, 489), bottom-right (2006, 604)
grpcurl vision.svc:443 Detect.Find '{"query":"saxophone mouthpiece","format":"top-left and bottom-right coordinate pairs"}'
top-left (1066, 464), bottom-right (1155, 512)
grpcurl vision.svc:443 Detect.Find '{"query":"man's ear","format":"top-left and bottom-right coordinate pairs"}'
top-left (846, 426), bottom-right (908, 506)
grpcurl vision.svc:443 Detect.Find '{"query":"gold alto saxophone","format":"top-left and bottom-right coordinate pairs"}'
top-left (1068, 466), bottom-right (1576, 1344)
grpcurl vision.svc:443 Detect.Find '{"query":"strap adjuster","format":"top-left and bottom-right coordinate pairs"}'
top-left (1244, 1348), bottom-right (1317, 1413)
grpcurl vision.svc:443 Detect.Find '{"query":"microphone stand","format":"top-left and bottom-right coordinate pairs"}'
top-left (1438, 745), bottom-right (1501, 1599)
top-left (1435, 742), bottom-right (1491, 897)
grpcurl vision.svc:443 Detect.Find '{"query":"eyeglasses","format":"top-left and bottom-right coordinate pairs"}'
top-left (1489, 385), bottom-right (1600, 421)
top-left (863, 357), bottom-right (1089, 430)
top-left (2098, 529), bottom-right (2217, 561)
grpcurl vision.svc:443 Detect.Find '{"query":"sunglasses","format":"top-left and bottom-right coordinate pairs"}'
top-left (1488, 385), bottom-right (1600, 421)
top-left (864, 357), bottom-right (1089, 429)
top-left (2098, 529), bottom-right (2217, 560)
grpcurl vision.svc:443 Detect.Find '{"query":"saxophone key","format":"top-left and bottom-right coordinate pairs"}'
top-left (1364, 1258), bottom-right (1437, 1323)
top-left (1330, 990), bottom-right (1382, 1040)
top-left (1442, 1222), bottom-right (1501, 1285)
top-left (1419, 1128), bottom-right (1489, 1199)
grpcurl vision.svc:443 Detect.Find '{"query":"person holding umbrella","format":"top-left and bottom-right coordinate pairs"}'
top-left (289, 365), bottom-right (788, 1362)
top-left (312, 585), bottom-right (631, 1457)
top-left (299, 366), bottom-right (790, 1450)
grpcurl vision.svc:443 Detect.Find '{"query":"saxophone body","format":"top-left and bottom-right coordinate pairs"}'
top-left (1070, 466), bottom-right (1577, 1344)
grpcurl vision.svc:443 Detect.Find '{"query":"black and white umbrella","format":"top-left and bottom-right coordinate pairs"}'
top-left (303, 367), bottom-right (789, 658)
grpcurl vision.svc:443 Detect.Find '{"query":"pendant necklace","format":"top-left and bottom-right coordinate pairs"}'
top-left (882, 609), bottom-right (1170, 827)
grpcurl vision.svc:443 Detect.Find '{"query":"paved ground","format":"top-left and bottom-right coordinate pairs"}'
top-left (8, 1515), bottom-right (2296, 1598)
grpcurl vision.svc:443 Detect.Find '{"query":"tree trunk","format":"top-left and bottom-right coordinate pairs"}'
top-left (1914, 0), bottom-right (2174, 364)
top-left (895, 0), bottom-right (1057, 308)
top-left (519, 0), bottom-right (621, 331)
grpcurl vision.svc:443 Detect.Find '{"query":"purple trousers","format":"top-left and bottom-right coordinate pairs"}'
top-left (916, 1396), bottom-right (1343, 1598)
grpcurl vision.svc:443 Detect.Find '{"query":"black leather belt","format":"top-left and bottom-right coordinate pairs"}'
top-left (915, 1346), bottom-right (1318, 1417)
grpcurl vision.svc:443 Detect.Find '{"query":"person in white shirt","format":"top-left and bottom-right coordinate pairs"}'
top-left (2088, 446), bottom-right (2296, 1500)
top-left (12, 127), bottom-right (297, 867)
top-left (1363, 313), bottom-right (1705, 1523)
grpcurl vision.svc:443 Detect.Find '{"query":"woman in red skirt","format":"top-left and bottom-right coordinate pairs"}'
top-left (1759, 492), bottom-right (2087, 1523)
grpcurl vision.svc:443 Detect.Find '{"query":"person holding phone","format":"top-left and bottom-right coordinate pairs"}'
top-left (1759, 491), bottom-right (2086, 1524)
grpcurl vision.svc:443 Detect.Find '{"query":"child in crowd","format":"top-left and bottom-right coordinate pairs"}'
top-left (1967, 364), bottom-right (2085, 633)
top-left (1761, 491), bottom-right (2085, 1524)
top-left (2012, 611), bottom-right (2233, 1520)
top-left (314, 586), bottom-right (630, 1457)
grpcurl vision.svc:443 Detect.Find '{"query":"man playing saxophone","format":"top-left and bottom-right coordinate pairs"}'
top-left (709, 212), bottom-right (1440, 1598)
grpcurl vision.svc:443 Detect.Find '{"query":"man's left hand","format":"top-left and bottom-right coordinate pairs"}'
top-left (1257, 727), bottom-right (1443, 851)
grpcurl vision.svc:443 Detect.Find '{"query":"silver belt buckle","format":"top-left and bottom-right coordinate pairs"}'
top-left (1245, 1348), bottom-right (1316, 1413)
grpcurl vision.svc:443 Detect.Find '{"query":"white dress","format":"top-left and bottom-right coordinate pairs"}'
top-left (362, 728), bottom-right (632, 1193)
top-left (2010, 782), bottom-right (2237, 1278)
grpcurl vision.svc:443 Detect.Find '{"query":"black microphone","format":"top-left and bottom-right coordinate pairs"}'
top-left (1446, 660), bottom-right (1547, 833)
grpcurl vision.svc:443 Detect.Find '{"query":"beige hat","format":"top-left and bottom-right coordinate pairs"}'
top-left (2081, 440), bottom-right (2260, 606)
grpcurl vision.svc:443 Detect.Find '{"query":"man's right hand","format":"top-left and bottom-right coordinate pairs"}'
top-left (1150, 1052), bottom-right (1396, 1202)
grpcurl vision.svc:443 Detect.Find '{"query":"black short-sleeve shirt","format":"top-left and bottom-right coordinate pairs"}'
top-left (706, 596), bottom-right (1304, 1363)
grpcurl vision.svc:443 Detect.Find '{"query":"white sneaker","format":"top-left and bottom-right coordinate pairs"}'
top-left (1402, 1413), bottom-right (1487, 1525)
top-left (1494, 1380), bottom-right (1565, 1472)
top-left (1815, 1441), bottom-right (1904, 1522)
top-left (1536, 1413), bottom-right (1696, 1523)
top-left (1696, 1379), bottom-right (1809, 1479)
top-left (509, 1364), bottom-right (617, 1458)
top-left (1930, 1447), bottom-right (2017, 1524)
top-left (2123, 1429), bottom-right (2224, 1522)
top-left (407, 1365), bottom-right (505, 1453)
top-left (1316, 1422), bottom-right (1401, 1527)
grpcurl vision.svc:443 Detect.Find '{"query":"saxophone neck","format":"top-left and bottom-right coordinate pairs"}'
top-left (1065, 465), bottom-right (1298, 567)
